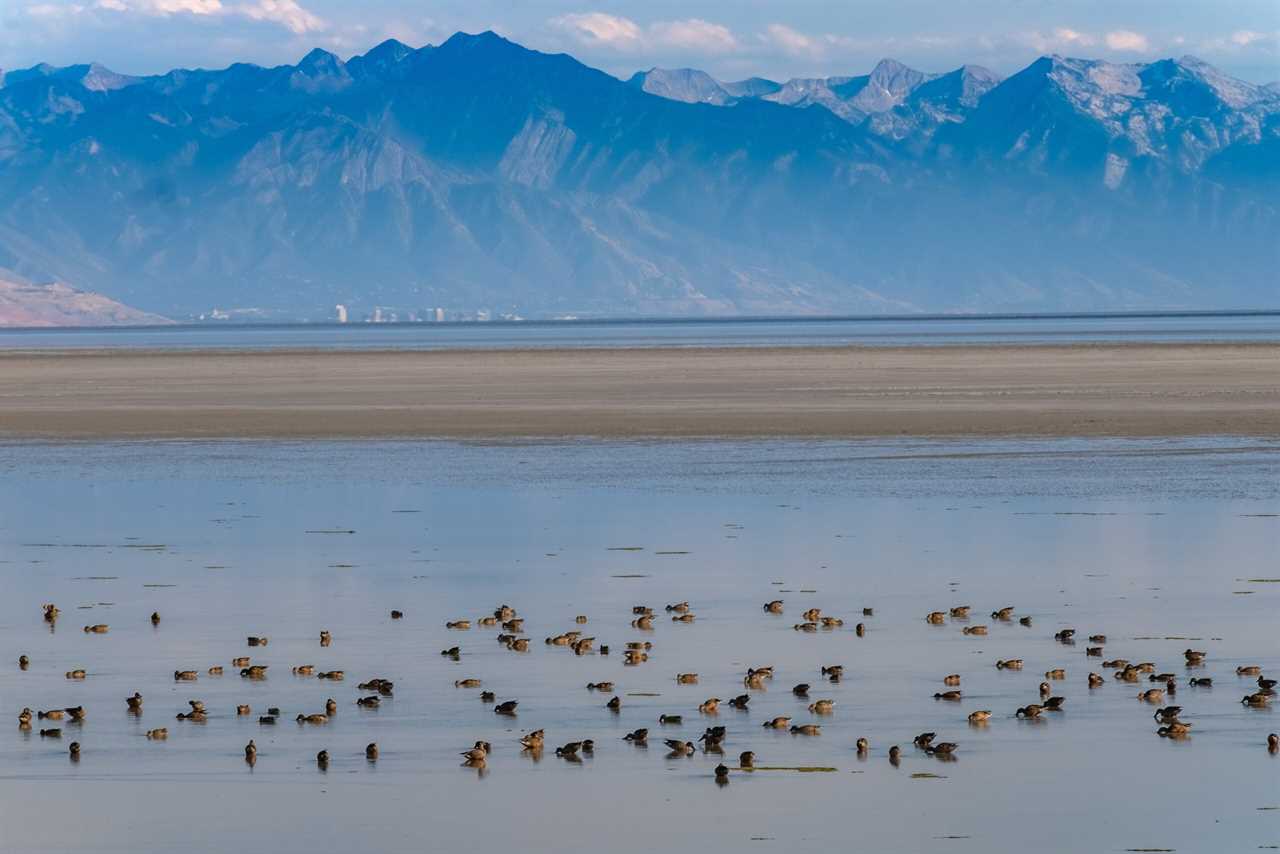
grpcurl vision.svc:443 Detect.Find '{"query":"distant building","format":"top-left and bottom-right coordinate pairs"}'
top-left (335, 304), bottom-right (348, 324)
top-left (434, 307), bottom-right (445, 322)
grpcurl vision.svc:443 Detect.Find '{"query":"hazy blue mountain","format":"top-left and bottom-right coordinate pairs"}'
top-left (0, 32), bottom-right (1275, 320)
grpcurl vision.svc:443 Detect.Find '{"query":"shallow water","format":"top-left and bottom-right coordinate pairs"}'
top-left (2, 311), bottom-right (1279, 351)
top-left (1, 438), bottom-right (1277, 853)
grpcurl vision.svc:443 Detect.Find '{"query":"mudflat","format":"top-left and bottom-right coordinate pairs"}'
top-left (1, 343), bottom-right (1277, 439)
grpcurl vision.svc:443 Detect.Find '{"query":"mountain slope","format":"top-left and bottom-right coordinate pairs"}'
top-left (0, 270), bottom-right (171, 327)
top-left (0, 33), bottom-right (1275, 320)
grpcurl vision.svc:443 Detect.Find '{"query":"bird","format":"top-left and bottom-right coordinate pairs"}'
top-left (125, 693), bottom-right (143, 711)
top-left (808, 699), bottom-right (835, 714)
top-left (943, 674), bottom-right (961, 686)
top-left (659, 714), bottom-right (683, 725)
top-left (494, 700), bottom-right (519, 716)
top-left (664, 740), bottom-right (695, 755)
top-left (934, 691), bottom-right (962, 702)
top-left (519, 730), bottom-right (545, 750)
top-left (996, 659), bottom-right (1024, 670)
top-left (856, 737), bottom-right (869, 754)
top-left (1088, 673), bottom-right (1105, 688)
top-left (927, 742), bottom-right (957, 756)
top-left (18, 654), bottom-right (29, 670)
top-left (624, 728), bottom-right (648, 744)
top-left (727, 695), bottom-right (751, 710)
top-left (1268, 733), bottom-right (1278, 752)
top-left (968, 710), bottom-right (992, 723)
top-left (763, 717), bottom-right (791, 729)
top-left (790, 724), bottom-right (821, 736)
top-left (1016, 705), bottom-right (1043, 718)
top-left (146, 728), bottom-right (168, 739)
top-left (366, 743), bottom-right (379, 760)
top-left (69, 742), bottom-right (80, 759)
top-left (317, 750), bottom-right (329, 766)
top-left (461, 746), bottom-right (488, 762)
top-left (245, 740), bottom-right (257, 761)
top-left (699, 698), bottom-right (721, 714)
top-left (606, 696), bottom-right (622, 711)
top-left (913, 733), bottom-right (936, 748)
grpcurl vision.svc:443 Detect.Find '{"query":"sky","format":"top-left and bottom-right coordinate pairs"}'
top-left (1, 0), bottom-right (1278, 83)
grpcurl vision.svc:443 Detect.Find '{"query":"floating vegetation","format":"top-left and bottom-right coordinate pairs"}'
top-left (391, 509), bottom-right (422, 514)
top-left (329, 564), bottom-right (356, 569)
top-left (607, 546), bottom-right (644, 551)
top-left (1233, 591), bottom-right (1255, 595)
top-left (911, 772), bottom-right (947, 779)
top-left (610, 574), bottom-right (651, 579)
top-left (654, 551), bottom-right (689, 555)
top-left (305, 529), bottom-right (355, 534)
top-left (142, 584), bottom-right (176, 588)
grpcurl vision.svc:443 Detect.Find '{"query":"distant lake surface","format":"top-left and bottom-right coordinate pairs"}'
top-left (2, 311), bottom-right (1279, 351)
top-left (0, 437), bottom-right (1277, 853)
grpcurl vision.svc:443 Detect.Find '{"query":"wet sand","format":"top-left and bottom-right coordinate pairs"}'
top-left (0, 343), bottom-right (1277, 439)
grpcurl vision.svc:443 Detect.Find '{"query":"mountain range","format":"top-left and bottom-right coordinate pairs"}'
top-left (0, 31), bottom-right (1276, 321)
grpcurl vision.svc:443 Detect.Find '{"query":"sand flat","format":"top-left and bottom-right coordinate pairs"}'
top-left (0, 343), bottom-right (1277, 439)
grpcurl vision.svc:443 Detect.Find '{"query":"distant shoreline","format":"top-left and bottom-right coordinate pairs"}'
top-left (1, 342), bottom-right (1277, 440)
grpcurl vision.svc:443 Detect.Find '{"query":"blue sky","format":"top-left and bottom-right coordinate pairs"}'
top-left (2, 0), bottom-right (1278, 82)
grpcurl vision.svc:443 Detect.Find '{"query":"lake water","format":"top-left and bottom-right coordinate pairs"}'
top-left (1, 311), bottom-right (1279, 351)
top-left (0, 437), bottom-right (1277, 853)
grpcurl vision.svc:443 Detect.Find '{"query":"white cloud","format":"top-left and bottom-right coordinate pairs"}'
top-left (1105, 30), bottom-right (1150, 52)
top-left (239, 0), bottom-right (323, 34)
top-left (551, 12), bottom-right (642, 50)
top-left (1230, 30), bottom-right (1265, 47)
top-left (551, 12), bottom-right (738, 55)
top-left (1052, 27), bottom-right (1095, 48)
top-left (650, 18), bottom-right (737, 53)
top-left (763, 23), bottom-right (815, 57)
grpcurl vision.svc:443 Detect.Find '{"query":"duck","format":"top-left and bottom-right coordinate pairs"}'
top-left (927, 742), bottom-right (957, 756)
top-left (575, 615), bottom-right (588, 624)
top-left (888, 745), bottom-right (902, 765)
top-left (699, 698), bottom-right (721, 714)
top-left (455, 678), bottom-right (482, 688)
top-left (176, 710), bottom-right (207, 722)
top-left (863, 608), bottom-right (874, 616)
top-left (494, 700), bottom-right (519, 716)
top-left (743, 672), bottom-right (767, 689)
top-left (1045, 669), bottom-right (1066, 680)
top-left (855, 622), bottom-right (866, 637)
top-left (962, 626), bottom-right (988, 636)
top-left (366, 743), bottom-right (379, 760)
top-left (968, 710), bottom-right (992, 724)
top-left (632, 615), bottom-right (655, 630)
top-left (676, 673), bottom-right (698, 684)
top-left (43, 604), bottom-right (60, 621)
top-left (1260, 676), bottom-right (1279, 691)
top-left (1088, 673), bottom-right (1105, 688)
top-left (995, 659), bottom-right (1023, 670)
top-left (1153, 706), bottom-right (1183, 723)
top-left (586, 682), bottom-right (615, 692)
top-left (1088, 634), bottom-right (1106, 644)
top-left (790, 724), bottom-right (821, 736)
top-left (1157, 721), bottom-right (1192, 737)
top-left (83, 624), bottom-right (109, 634)
top-left (146, 728), bottom-right (168, 739)
top-left (792, 683), bottom-right (810, 697)
top-left (739, 751), bottom-right (755, 768)
top-left (246, 636), bottom-right (267, 646)
top-left (296, 714), bottom-right (328, 724)
top-left (794, 622), bottom-right (818, 632)
top-left (245, 740), bottom-right (257, 761)
top-left (518, 730), bottom-right (545, 751)
top-left (1268, 733), bottom-right (1278, 752)
top-left (925, 611), bottom-right (947, 624)
top-left (1039, 682), bottom-right (1052, 697)
top-left (809, 699), bottom-right (835, 714)
top-left (821, 616), bottom-right (844, 628)
top-left (461, 744), bottom-right (489, 762)
top-left (1189, 677), bottom-right (1213, 687)
top-left (659, 714), bottom-right (683, 725)
top-left (1016, 705), bottom-right (1043, 718)
top-left (316, 750), bottom-right (329, 767)
top-left (606, 696), bottom-right (622, 711)
top-left (934, 691), bottom-right (962, 702)
top-left (1054, 629), bottom-right (1075, 641)
top-left (440, 647), bottom-right (460, 658)
top-left (1138, 689), bottom-right (1164, 703)
top-left (446, 620), bottom-right (471, 630)
top-left (236, 705), bottom-right (251, 716)
top-left (240, 665), bottom-right (268, 679)
top-left (319, 631), bottom-right (331, 647)
top-left (763, 600), bottom-right (784, 614)
top-left (665, 600), bottom-right (690, 612)
top-left (208, 666), bottom-right (224, 676)
top-left (1183, 648), bottom-right (1206, 663)
top-left (18, 654), bottom-right (29, 670)
top-left (18, 708), bottom-right (33, 727)
top-left (1242, 692), bottom-right (1271, 707)
top-left (1102, 659), bottom-right (1129, 669)
top-left (1018, 616), bottom-right (1033, 627)
top-left (356, 696), bottom-right (380, 708)
top-left (258, 716), bottom-right (276, 725)
top-left (390, 610), bottom-right (404, 620)
top-left (763, 717), bottom-right (792, 729)
top-left (324, 698), bottom-right (338, 715)
top-left (64, 706), bottom-right (86, 722)
top-left (1236, 665), bottom-right (1262, 676)
top-left (502, 618), bottom-right (524, 632)
top-left (714, 764), bottom-right (730, 781)
top-left (40, 728), bottom-right (62, 738)
top-left (65, 669), bottom-right (86, 680)
top-left (1043, 696), bottom-right (1066, 711)
top-left (125, 693), bottom-right (143, 710)
top-left (802, 608), bottom-right (822, 622)
top-left (37, 709), bottom-right (65, 720)
top-left (727, 695), bottom-right (751, 710)
top-left (913, 733), bottom-right (936, 748)
top-left (943, 674), bottom-right (961, 686)
top-left (821, 665), bottom-right (844, 679)
top-left (1086, 647), bottom-right (1103, 657)
top-left (624, 728), bottom-right (649, 743)
top-left (856, 737), bottom-right (869, 754)
top-left (316, 670), bottom-right (343, 681)
top-left (949, 606), bottom-right (971, 618)
top-left (992, 607), bottom-right (1015, 620)
top-left (664, 740), bottom-right (695, 756)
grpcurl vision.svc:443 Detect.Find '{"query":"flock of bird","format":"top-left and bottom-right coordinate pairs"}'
top-left (14, 599), bottom-right (1280, 780)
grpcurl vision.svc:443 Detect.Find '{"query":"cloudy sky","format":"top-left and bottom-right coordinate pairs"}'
top-left (2, 0), bottom-right (1278, 83)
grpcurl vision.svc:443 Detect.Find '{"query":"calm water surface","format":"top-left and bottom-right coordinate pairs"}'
top-left (1, 312), bottom-right (1279, 351)
top-left (0, 438), bottom-right (1277, 853)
